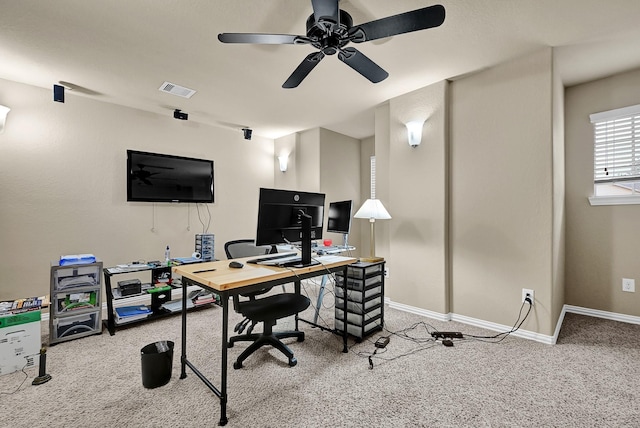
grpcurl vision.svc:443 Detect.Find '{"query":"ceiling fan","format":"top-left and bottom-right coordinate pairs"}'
top-left (218, 0), bottom-right (445, 88)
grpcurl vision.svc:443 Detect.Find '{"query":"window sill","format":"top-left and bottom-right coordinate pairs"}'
top-left (588, 195), bottom-right (640, 206)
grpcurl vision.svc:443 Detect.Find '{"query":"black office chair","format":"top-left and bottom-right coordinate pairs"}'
top-left (224, 239), bottom-right (311, 369)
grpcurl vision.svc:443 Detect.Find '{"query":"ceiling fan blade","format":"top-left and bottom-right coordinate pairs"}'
top-left (349, 4), bottom-right (445, 43)
top-left (283, 51), bottom-right (325, 88)
top-left (218, 33), bottom-right (305, 45)
top-left (338, 47), bottom-right (388, 83)
top-left (311, 0), bottom-right (340, 23)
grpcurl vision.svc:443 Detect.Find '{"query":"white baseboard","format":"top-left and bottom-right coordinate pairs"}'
top-left (563, 304), bottom-right (640, 324)
top-left (386, 299), bottom-right (554, 344)
top-left (386, 300), bottom-right (640, 345)
top-left (386, 299), bottom-right (451, 322)
top-left (42, 295), bottom-right (640, 345)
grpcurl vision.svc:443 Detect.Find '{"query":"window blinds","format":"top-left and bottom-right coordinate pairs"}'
top-left (590, 104), bottom-right (640, 183)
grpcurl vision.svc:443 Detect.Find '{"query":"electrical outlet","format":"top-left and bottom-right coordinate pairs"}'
top-left (384, 268), bottom-right (389, 278)
top-left (522, 288), bottom-right (534, 306)
top-left (622, 278), bottom-right (635, 293)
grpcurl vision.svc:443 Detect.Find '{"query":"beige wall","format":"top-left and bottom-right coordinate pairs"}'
top-left (386, 81), bottom-right (449, 313)
top-left (449, 49), bottom-right (556, 334)
top-left (565, 68), bottom-right (640, 317)
top-left (275, 128), bottom-right (363, 252)
top-left (297, 128), bottom-right (322, 192)
top-left (318, 128), bottom-right (362, 249)
top-left (0, 78), bottom-right (274, 300)
top-left (372, 103), bottom-right (391, 260)
top-left (371, 48), bottom-right (569, 335)
top-left (551, 51), bottom-right (567, 325)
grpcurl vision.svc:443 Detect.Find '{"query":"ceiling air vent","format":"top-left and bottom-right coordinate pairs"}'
top-left (158, 81), bottom-right (196, 98)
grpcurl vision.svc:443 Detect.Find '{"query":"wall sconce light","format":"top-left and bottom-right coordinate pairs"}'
top-left (0, 105), bottom-right (10, 134)
top-left (278, 155), bottom-right (288, 172)
top-left (405, 119), bottom-right (425, 147)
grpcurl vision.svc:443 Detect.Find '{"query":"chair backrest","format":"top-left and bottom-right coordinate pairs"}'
top-left (224, 239), bottom-right (281, 303)
top-left (224, 239), bottom-right (273, 259)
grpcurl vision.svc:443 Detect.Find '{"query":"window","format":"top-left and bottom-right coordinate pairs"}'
top-left (589, 104), bottom-right (640, 205)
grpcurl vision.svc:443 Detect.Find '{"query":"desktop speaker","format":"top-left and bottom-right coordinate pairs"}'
top-left (53, 85), bottom-right (65, 103)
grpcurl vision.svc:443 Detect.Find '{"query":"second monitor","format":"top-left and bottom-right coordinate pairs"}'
top-left (327, 200), bottom-right (353, 247)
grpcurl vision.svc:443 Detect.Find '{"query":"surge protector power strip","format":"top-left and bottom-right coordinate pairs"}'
top-left (431, 331), bottom-right (464, 339)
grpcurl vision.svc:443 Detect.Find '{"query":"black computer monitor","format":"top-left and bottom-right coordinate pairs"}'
top-left (327, 200), bottom-right (353, 234)
top-left (327, 200), bottom-right (353, 247)
top-left (255, 188), bottom-right (325, 266)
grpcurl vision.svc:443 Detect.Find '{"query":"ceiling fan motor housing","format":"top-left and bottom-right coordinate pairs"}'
top-left (306, 9), bottom-right (353, 55)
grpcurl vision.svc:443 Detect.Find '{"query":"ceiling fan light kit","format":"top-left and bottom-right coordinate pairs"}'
top-left (218, 1), bottom-right (445, 88)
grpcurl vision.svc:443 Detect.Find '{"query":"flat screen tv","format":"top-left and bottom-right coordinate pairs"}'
top-left (127, 150), bottom-right (214, 203)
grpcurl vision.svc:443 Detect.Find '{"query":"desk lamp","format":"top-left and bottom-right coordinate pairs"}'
top-left (354, 156), bottom-right (391, 262)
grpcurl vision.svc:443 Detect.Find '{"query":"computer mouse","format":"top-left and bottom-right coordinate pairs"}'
top-left (228, 261), bottom-right (244, 269)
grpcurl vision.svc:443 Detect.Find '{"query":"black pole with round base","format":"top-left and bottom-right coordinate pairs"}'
top-left (32, 347), bottom-right (52, 385)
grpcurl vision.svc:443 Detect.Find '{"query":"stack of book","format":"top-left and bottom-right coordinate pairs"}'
top-left (114, 305), bottom-right (151, 323)
top-left (0, 296), bottom-right (47, 315)
top-left (193, 290), bottom-right (217, 306)
top-left (189, 289), bottom-right (219, 306)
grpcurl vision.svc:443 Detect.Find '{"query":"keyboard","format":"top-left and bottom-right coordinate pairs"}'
top-left (272, 257), bottom-right (302, 267)
top-left (246, 252), bottom-right (298, 265)
top-left (314, 245), bottom-right (355, 255)
top-left (260, 256), bottom-right (323, 268)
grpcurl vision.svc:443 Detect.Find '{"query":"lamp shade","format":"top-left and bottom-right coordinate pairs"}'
top-left (0, 105), bottom-right (9, 134)
top-left (278, 155), bottom-right (288, 172)
top-left (406, 120), bottom-right (425, 147)
top-left (354, 198), bottom-right (391, 220)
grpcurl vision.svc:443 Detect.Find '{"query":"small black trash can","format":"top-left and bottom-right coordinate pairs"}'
top-left (140, 340), bottom-right (174, 389)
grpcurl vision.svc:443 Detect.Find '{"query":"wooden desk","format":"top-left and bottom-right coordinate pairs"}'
top-left (173, 254), bottom-right (356, 426)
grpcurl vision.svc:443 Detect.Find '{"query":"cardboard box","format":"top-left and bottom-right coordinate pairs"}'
top-left (0, 310), bottom-right (41, 376)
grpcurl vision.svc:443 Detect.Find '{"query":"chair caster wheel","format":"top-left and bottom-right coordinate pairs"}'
top-left (297, 334), bottom-right (305, 342)
top-left (228, 342), bottom-right (234, 348)
top-left (288, 358), bottom-right (297, 367)
top-left (233, 361), bottom-right (243, 370)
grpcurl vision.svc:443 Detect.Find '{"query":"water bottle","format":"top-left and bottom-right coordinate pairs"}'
top-left (165, 245), bottom-right (171, 265)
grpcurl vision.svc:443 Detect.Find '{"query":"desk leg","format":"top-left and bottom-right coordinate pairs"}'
top-left (180, 279), bottom-right (188, 379)
top-left (219, 295), bottom-right (229, 426)
top-left (294, 280), bottom-right (301, 330)
top-left (341, 266), bottom-right (348, 353)
top-left (104, 273), bottom-right (116, 336)
top-left (313, 274), bottom-right (328, 324)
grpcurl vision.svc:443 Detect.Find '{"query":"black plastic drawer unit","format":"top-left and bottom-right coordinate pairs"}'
top-left (334, 260), bottom-right (385, 341)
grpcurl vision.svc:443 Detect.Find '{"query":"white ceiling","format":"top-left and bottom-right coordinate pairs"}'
top-left (2, 0), bottom-right (640, 140)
